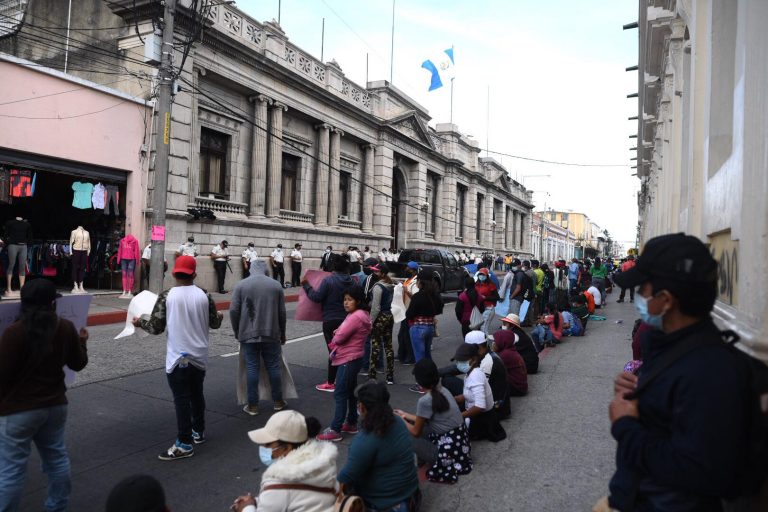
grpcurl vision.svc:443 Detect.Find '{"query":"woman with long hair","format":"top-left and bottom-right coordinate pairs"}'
top-left (405, 271), bottom-right (443, 364)
top-left (317, 286), bottom-right (372, 443)
top-left (531, 302), bottom-right (565, 350)
top-left (337, 382), bottom-right (420, 512)
top-left (231, 411), bottom-right (337, 512)
top-left (455, 275), bottom-right (484, 337)
top-left (394, 360), bottom-right (472, 484)
top-left (0, 280), bottom-right (89, 511)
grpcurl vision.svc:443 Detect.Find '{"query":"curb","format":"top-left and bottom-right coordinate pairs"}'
top-left (86, 293), bottom-right (299, 327)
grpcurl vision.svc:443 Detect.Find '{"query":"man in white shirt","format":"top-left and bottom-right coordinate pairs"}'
top-left (141, 243), bottom-right (167, 291)
top-left (241, 243), bottom-right (259, 277)
top-left (363, 246), bottom-right (371, 260)
top-left (587, 282), bottom-right (602, 308)
top-left (133, 255), bottom-right (223, 460)
top-left (176, 236), bottom-right (199, 258)
top-left (210, 240), bottom-right (230, 294)
top-left (289, 243), bottom-right (303, 287)
top-left (387, 248), bottom-right (398, 262)
top-left (270, 244), bottom-right (285, 288)
top-left (347, 246), bottom-right (361, 273)
top-left (378, 248), bottom-right (388, 262)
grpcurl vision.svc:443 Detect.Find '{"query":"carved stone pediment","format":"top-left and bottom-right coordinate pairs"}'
top-left (386, 112), bottom-right (435, 149)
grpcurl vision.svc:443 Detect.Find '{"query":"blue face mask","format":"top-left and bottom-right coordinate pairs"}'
top-left (634, 294), bottom-right (664, 329)
top-left (456, 361), bottom-right (471, 374)
top-left (259, 446), bottom-right (276, 466)
top-left (478, 275), bottom-right (487, 282)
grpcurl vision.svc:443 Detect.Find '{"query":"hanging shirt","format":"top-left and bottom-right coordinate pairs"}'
top-left (142, 245), bottom-right (152, 260)
top-left (10, 169), bottom-right (34, 198)
top-left (72, 182), bottom-right (94, 209)
top-left (69, 227), bottom-right (91, 254)
top-left (0, 168), bottom-right (10, 204)
top-left (92, 183), bottom-right (106, 209)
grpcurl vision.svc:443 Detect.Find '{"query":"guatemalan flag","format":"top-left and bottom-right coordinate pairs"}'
top-left (421, 47), bottom-right (455, 91)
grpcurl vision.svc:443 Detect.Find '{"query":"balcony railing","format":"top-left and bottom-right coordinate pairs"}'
top-left (338, 217), bottom-right (362, 230)
top-left (279, 209), bottom-right (314, 223)
top-left (194, 196), bottom-right (247, 216)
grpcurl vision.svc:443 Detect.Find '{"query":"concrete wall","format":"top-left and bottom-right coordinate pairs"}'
top-left (636, 0), bottom-right (768, 359)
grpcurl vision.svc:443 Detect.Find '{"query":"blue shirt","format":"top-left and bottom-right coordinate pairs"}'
top-left (72, 182), bottom-right (94, 209)
top-left (337, 417), bottom-right (418, 509)
top-left (568, 262), bottom-right (580, 280)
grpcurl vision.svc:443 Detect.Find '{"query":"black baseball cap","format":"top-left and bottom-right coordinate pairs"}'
top-left (362, 257), bottom-right (378, 268)
top-left (21, 279), bottom-right (62, 306)
top-left (512, 258), bottom-right (522, 267)
top-left (614, 233), bottom-right (717, 289)
top-left (451, 343), bottom-right (479, 362)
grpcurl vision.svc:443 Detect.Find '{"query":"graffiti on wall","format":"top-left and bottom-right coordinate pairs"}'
top-left (708, 231), bottom-right (738, 306)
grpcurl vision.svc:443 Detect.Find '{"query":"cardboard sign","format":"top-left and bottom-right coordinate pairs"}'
top-left (0, 294), bottom-right (92, 387)
top-left (294, 270), bottom-right (330, 321)
top-left (151, 225), bottom-right (166, 241)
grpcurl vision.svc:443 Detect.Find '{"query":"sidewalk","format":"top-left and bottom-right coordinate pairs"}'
top-left (86, 285), bottom-right (302, 326)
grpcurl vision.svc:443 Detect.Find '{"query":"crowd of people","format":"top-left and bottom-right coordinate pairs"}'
top-left (3, 233), bottom-right (767, 512)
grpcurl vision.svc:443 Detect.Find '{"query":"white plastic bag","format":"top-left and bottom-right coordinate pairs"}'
top-left (115, 291), bottom-right (158, 339)
top-left (391, 283), bottom-right (406, 323)
top-left (237, 345), bottom-right (299, 405)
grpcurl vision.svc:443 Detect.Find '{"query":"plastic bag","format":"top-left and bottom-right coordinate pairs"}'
top-left (115, 291), bottom-right (158, 339)
top-left (391, 283), bottom-right (406, 323)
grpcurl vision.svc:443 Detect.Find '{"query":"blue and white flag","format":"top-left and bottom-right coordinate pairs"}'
top-left (421, 47), bottom-right (455, 91)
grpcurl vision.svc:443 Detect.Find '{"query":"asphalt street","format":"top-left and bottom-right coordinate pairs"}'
top-left (16, 296), bottom-right (636, 512)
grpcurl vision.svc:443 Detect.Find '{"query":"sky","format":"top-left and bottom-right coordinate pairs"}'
top-left (237, 0), bottom-right (640, 250)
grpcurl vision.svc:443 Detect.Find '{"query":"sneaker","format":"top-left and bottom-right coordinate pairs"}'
top-left (341, 423), bottom-right (358, 434)
top-left (409, 385), bottom-right (426, 394)
top-left (158, 440), bottom-right (194, 460)
top-left (242, 404), bottom-right (259, 416)
top-left (617, 299), bottom-right (624, 303)
top-left (273, 400), bottom-right (287, 411)
top-left (386, 375), bottom-right (395, 385)
top-left (316, 428), bottom-right (343, 442)
top-left (315, 382), bottom-right (335, 392)
top-left (125, 293), bottom-right (134, 299)
top-left (192, 431), bottom-right (206, 445)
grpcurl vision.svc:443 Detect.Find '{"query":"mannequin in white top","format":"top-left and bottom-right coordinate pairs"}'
top-left (69, 225), bottom-right (91, 294)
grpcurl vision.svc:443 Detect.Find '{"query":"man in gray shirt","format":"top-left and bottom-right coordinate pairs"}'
top-left (229, 261), bottom-right (287, 416)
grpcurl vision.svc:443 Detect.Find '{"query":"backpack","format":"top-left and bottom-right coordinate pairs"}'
top-left (634, 329), bottom-right (768, 507)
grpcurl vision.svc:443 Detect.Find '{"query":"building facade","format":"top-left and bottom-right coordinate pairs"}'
top-left (634, 0), bottom-right (768, 358)
top-left (530, 213), bottom-right (576, 263)
top-left (1, 0), bottom-right (534, 290)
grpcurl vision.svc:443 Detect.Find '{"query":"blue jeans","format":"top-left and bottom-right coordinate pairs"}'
top-left (242, 341), bottom-right (283, 405)
top-left (0, 405), bottom-right (70, 512)
top-left (368, 501), bottom-right (410, 512)
top-left (569, 278), bottom-right (578, 294)
top-left (166, 365), bottom-right (206, 445)
top-left (531, 324), bottom-right (553, 351)
top-left (331, 358), bottom-right (362, 432)
top-left (409, 324), bottom-right (435, 362)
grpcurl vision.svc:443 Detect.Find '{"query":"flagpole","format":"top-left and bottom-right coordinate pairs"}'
top-left (390, 0), bottom-right (395, 83)
top-left (321, 18), bottom-right (325, 62)
top-left (450, 78), bottom-right (454, 124)
top-left (486, 85), bottom-right (490, 156)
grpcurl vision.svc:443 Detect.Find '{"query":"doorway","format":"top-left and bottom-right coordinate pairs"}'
top-left (390, 167), bottom-right (407, 250)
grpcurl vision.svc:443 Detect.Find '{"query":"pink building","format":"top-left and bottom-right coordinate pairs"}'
top-left (0, 54), bottom-right (152, 290)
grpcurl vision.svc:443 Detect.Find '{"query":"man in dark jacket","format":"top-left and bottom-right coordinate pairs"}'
top-left (606, 233), bottom-right (749, 511)
top-left (302, 254), bottom-right (354, 393)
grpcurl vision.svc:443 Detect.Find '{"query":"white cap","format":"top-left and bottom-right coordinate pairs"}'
top-left (247, 410), bottom-right (307, 445)
top-left (464, 330), bottom-right (486, 345)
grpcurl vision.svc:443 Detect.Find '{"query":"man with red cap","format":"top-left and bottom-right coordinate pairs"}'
top-left (133, 255), bottom-right (223, 461)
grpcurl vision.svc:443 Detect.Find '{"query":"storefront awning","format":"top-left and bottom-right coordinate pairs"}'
top-left (0, 148), bottom-right (128, 183)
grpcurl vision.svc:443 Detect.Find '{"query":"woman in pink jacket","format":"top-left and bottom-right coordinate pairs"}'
top-left (116, 234), bottom-right (141, 298)
top-left (317, 286), bottom-right (372, 442)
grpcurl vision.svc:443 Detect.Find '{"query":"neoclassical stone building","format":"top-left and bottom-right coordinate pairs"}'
top-left (2, 0), bottom-right (534, 289)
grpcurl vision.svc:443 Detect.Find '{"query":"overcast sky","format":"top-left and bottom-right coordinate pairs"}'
top-left (237, 0), bottom-right (640, 249)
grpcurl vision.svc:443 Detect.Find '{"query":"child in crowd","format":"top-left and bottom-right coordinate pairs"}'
top-left (394, 360), bottom-right (473, 484)
top-left (317, 287), bottom-right (372, 442)
top-left (561, 304), bottom-right (584, 337)
top-left (530, 302), bottom-right (564, 351)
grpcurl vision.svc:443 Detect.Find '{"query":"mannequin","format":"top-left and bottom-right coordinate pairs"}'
top-left (3, 216), bottom-right (32, 296)
top-left (69, 225), bottom-right (91, 294)
top-left (117, 234), bottom-right (140, 298)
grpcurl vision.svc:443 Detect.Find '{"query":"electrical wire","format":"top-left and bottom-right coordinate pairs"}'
top-left (0, 99), bottom-right (129, 120)
top-left (0, 75), bottom-right (147, 106)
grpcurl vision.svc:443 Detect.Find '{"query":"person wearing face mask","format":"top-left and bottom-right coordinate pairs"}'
top-left (463, 330), bottom-right (509, 418)
top-left (210, 240), bottom-right (231, 294)
top-left (176, 236), bottom-right (199, 258)
top-left (450, 343), bottom-right (506, 442)
top-left (319, 246), bottom-right (333, 272)
top-left (230, 411), bottom-right (336, 512)
top-left (498, 259), bottom-right (533, 317)
top-left (241, 242), bottom-right (259, 277)
top-left (337, 382), bottom-right (420, 511)
top-left (603, 234), bottom-right (752, 512)
top-left (270, 244), bottom-right (286, 288)
top-left (474, 268), bottom-right (499, 336)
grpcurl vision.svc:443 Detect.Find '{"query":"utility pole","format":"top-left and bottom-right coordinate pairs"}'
top-left (149, 0), bottom-right (177, 293)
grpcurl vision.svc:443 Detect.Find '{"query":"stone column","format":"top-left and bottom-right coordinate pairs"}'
top-left (328, 128), bottom-right (343, 226)
top-left (248, 94), bottom-right (271, 217)
top-left (433, 174), bottom-right (443, 241)
top-left (266, 102), bottom-right (287, 218)
top-left (466, 180), bottom-right (477, 247)
top-left (373, 145), bottom-right (394, 236)
top-left (361, 144), bottom-right (375, 232)
top-left (511, 210), bottom-right (518, 250)
top-left (314, 123), bottom-right (331, 226)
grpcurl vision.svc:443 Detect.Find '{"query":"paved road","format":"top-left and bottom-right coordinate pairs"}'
top-left (17, 297), bottom-right (636, 512)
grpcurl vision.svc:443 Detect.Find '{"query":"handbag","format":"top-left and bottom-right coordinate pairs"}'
top-left (468, 304), bottom-right (485, 330)
top-left (261, 483), bottom-right (364, 512)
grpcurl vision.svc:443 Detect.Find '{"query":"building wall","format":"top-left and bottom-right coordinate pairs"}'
top-left (636, 0), bottom-right (768, 359)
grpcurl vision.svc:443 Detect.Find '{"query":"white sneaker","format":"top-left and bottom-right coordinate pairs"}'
top-left (125, 293), bottom-right (134, 299)
top-left (72, 286), bottom-right (80, 294)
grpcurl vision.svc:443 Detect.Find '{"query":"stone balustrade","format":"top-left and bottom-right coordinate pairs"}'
top-left (194, 196), bottom-right (248, 216)
top-left (279, 209), bottom-right (314, 223)
top-left (338, 218), bottom-right (362, 230)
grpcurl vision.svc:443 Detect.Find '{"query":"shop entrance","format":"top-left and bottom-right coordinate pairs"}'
top-left (0, 164), bottom-right (127, 291)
